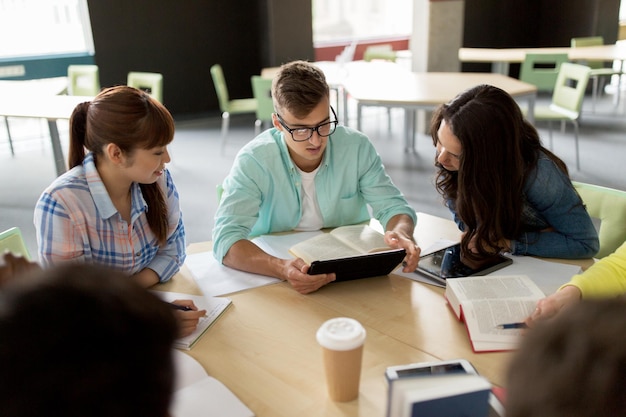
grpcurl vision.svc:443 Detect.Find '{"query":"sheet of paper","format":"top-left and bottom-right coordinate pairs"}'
top-left (172, 350), bottom-right (208, 392)
top-left (170, 351), bottom-right (254, 417)
top-left (184, 251), bottom-right (281, 297)
top-left (171, 376), bottom-right (255, 417)
top-left (489, 255), bottom-right (582, 295)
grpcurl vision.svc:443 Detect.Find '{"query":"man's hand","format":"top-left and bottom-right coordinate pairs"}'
top-left (384, 231), bottom-right (420, 272)
top-left (281, 257), bottom-right (335, 294)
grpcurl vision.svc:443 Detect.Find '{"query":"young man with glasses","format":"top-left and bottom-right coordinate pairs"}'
top-left (212, 60), bottom-right (419, 294)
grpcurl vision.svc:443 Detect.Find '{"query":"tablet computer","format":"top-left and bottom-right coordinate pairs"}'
top-left (415, 243), bottom-right (512, 285)
top-left (307, 248), bottom-right (406, 282)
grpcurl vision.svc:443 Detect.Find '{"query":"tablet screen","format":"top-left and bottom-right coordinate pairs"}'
top-left (416, 244), bottom-right (512, 284)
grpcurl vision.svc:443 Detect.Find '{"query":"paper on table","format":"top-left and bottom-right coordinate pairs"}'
top-left (494, 255), bottom-right (581, 295)
top-left (185, 232), bottom-right (321, 296)
top-left (184, 251), bottom-right (280, 297)
top-left (170, 350), bottom-right (255, 417)
top-left (171, 377), bottom-right (255, 417)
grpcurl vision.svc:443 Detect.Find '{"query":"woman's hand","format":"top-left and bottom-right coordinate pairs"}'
top-left (170, 299), bottom-right (207, 338)
top-left (524, 285), bottom-right (582, 327)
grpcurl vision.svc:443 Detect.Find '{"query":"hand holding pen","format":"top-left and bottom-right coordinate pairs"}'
top-left (495, 322), bottom-right (528, 330)
top-left (169, 300), bottom-right (207, 338)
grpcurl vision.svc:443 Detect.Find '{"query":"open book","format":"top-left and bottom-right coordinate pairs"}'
top-left (444, 275), bottom-right (545, 353)
top-left (289, 224), bottom-right (390, 264)
top-left (152, 291), bottom-right (232, 350)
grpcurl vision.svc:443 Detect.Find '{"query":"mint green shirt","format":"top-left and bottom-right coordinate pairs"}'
top-left (212, 126), bottom-right (416, 263)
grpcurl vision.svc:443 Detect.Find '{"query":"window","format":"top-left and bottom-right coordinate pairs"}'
top-left (0, 0), bottom-right (94, 59)
top-left (312, 0), bottom-right (413, 44)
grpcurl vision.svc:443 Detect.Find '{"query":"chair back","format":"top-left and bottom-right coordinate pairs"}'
top-left (67, 64), bottom-right (100, 96)
top-left (127, 71), bottom-right (163, 103)
top-left (573, 181), bottom-right (626, 258)
top-left (363, 44), bottom-right (397, 62)
top-left (210, 64), bottom-right (231, 113)
top-left (571, 36), bottom-right (605, 70)
top-left (251, 75), bottom-right (274, 130)
top-left (519, 53), bottom-right (570, 92)
top-left (550, 62), bottom-right (591, 116)
top-left (0, 227), bottom-right (31, 261)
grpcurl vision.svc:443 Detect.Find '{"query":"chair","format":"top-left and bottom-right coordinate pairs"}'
top-left (572, 181), bottom-right (626, 259)
top-left (571, 36), bottom-right (623, 112)
top-left (251, 75), bottom-right (274, 136)
top-left (531, 62), bottom-right (591, 171)
top-left (363, 44), bottom-right (397, 62)
top-left (519, 53), bottom-right (570, 92)
top-left (362, 44), bottom-right (396, 131)
top-left (210, 64), bottom-right (257, 153)
top-left (127, 71), bottom-right (164, 103)
top-left (67, 64), bottom-right (101, 96)
top-left (0, 227), bottom-right (31, 260)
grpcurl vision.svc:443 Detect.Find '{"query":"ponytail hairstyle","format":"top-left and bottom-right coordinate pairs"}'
top-left (68, 85), bottom-right (175, 245)
top-left (430, 84), bottom-right (568, 260)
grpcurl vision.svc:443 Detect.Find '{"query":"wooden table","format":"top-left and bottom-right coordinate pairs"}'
top-left (0, 78), bottom-right (88, 176)
top-left (156, 213), bottom-right (593, 417)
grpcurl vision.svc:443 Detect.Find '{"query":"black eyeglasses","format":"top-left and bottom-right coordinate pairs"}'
top-left (275, 107), bottom-right (338, 142)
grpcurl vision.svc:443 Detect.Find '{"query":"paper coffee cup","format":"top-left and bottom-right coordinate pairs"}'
top-left (316, 317), bottom-right (366, 402)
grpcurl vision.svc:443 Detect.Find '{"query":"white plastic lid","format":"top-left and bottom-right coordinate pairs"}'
top-left (316, 317), bottom-right (366, 351)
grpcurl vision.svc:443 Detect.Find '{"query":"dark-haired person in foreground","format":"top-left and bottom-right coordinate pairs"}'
top-left (0, 263), bottom-right (178, 417)
top-left (507, 297), bottom-right (626, 417)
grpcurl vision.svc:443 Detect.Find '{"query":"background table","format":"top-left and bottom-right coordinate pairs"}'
top-left (459, 41), bottom-right (626, 75)
top-left (0, 78), bottom-right (88, 176)
top-left (342, 71), bottom-right (537, 152)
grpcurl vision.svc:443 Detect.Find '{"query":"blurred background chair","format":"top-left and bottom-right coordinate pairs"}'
top-left (210, 64), bottom-right (257, 153)
top-left (127, 71), bottom-right (163, 103)
top-left (362, 44), bottom-right (396, 131)
top-left (570, 36), bottom-right (623, 112)
top-left (251, 75), bottom-right (274, 136)
top-left (0, 227), bottom-right (31, 260)
top-left (572, 181), bottom-right (626, 259)
top-left (528, 62), bottom-right (590, 170)
top-left (363, 44), bottom-right (397, 62)
top-left (519, 53), bottom-right (570, 93)
top-left (67, 64), bottom-right (100, 96)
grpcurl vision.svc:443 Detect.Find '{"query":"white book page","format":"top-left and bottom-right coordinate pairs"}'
top-left (328, 224), bottom-right (389, 253)
top-left (289, 232), bottom-right (361, 263)
top-left (448, 275), bottom-right (545, 303)
top-left (463, 298), bottom-right (537, 344)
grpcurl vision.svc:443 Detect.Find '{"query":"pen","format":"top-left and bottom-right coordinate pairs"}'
top-left (169, 302), bottom-right (193, 311)
top-left (495, 322), bottom-right (528, 329)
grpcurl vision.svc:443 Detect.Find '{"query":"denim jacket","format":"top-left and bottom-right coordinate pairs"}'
top-left (448, 153), bottom-right (599, 259)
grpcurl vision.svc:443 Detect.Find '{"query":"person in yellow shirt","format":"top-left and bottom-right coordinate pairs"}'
top-left (526, 240), bottom-right (626, 325)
